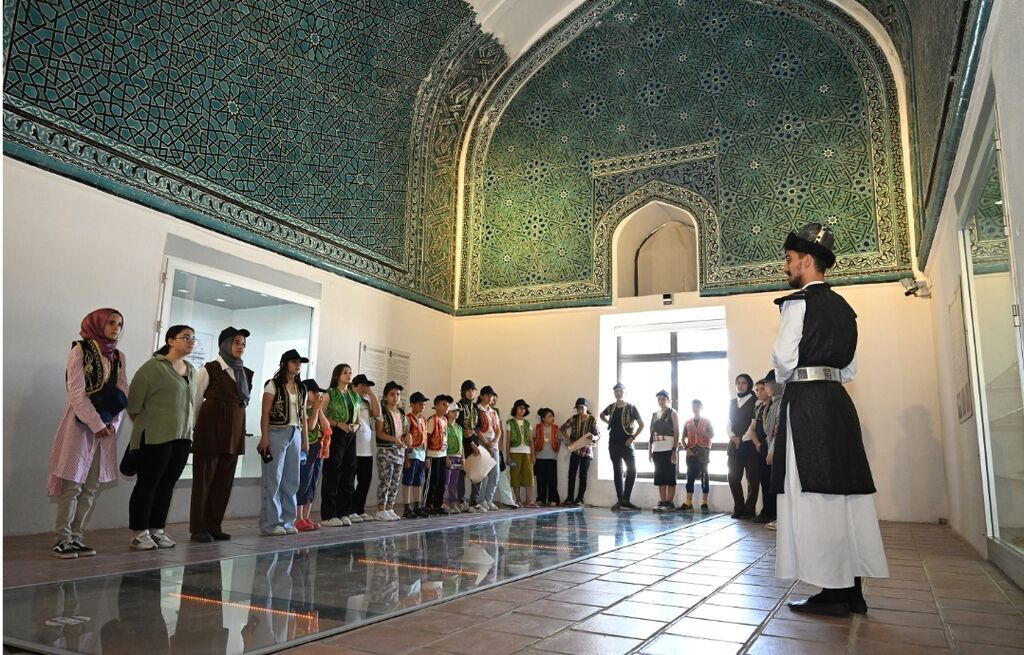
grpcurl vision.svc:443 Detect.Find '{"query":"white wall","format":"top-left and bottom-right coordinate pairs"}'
top-left (451, 284), bottom-right (949, 522)
top-left (918, 0), bottom-right (1024, 557)
top-left (3, 158), bottom-right (456, 536)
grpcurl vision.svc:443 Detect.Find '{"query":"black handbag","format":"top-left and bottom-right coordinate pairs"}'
top-left (120, 430), bottom-right (143, 477)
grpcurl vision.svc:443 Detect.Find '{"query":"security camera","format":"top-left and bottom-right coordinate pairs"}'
top-left (662, 293), bottom-right (673, 305)
top-left (899, 278), bottom-right (931, 298)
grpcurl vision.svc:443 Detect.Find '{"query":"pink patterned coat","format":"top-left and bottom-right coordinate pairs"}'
top-left (47, 344), bottom-right (129, 496)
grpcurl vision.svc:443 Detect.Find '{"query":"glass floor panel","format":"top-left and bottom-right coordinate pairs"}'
top-left (4, 509), bottom-right (713, 654)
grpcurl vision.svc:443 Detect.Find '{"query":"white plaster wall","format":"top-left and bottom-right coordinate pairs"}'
top-left (920, 0), bottom-right (1024, 557)
top-left (451, 284), bottom-right (948, 523)
top-left (2, 158), bottom-right (456, 536)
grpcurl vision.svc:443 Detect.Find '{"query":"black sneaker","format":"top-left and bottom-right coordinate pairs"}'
top-left (662, 501), bottom-right (674, 511)
top-left (679, 503), bottom-right (694, 512)
top-left (210, 531), bottom-right (231, 541)
top-left (52, 540), bottom-right (79, 559)
top-left (415, 508), bottom-right (430, 518)
top-left (71, 539), bottom-right (96, 556)
top-left (573, 499), bottom-right (584, 507)
top-left (402, 509), bottom-right (417, 519)
top-left (620, 502), bottom-right (641, 512)
top-left (701, 504), bottom-right (710, 514)
top-left (611, 501), bottom-right (622, 511)
top-left (753, 514), bottom-right (771, 524)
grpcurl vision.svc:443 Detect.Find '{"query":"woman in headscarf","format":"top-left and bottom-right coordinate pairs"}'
top-left (189, 327), bottom-right (254, 542)
top-left (47, 308), bottom-right (128, 559)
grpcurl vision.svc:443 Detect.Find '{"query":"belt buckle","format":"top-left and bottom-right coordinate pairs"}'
top-left (823, 367), bottom-right (835, 381)
top-left (796, 368), bottom-right (809, 381)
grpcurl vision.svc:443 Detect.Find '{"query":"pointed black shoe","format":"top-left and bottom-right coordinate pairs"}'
top-left (788, 590), bottom-right (851, 617)
top-left (847, 577), bottom-right (867, 614)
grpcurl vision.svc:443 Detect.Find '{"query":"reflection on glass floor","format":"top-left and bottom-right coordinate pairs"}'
top-left (3, 509), bottom-right (712, 654)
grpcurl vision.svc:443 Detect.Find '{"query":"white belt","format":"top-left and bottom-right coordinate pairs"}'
top-left (792, 366), bottom-right (842, 383)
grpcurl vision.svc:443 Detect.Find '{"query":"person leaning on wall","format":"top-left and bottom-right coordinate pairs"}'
top-left (189, 326), bottom-right (254, 543)
top-left (47, 308), bottom-right (128, 559)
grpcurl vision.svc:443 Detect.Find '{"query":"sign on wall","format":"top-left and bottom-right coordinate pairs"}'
top-left (359, 343), bottom-right (411, 392)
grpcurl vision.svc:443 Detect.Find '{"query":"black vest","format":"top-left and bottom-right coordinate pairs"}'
top-left (771, 283), bottom-right (875, 495)
top-left (729, 396), bottom-right (755, 439)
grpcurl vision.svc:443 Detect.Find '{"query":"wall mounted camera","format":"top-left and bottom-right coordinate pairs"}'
top-left (899, 277), bottom-right (931, 298)
top-left (662, 293), bottom-right (673, 306)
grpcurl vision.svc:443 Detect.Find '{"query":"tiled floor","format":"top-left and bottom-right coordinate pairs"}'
top-left (300, 519), bottom-right (1024, 655)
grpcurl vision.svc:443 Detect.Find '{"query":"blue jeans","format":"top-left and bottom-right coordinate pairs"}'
top-left (260, 426), bottom-right (301, 534)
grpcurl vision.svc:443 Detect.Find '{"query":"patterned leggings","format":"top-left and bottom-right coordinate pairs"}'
top-left (376, 448), bottom-right (403, 507)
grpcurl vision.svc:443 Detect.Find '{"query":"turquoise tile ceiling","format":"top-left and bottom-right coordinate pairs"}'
top-left (460, 0), bottom-right (909, 312)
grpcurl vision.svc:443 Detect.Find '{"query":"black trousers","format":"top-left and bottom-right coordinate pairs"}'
top-left (458, 469), bottom-right (467, 503)
top-left (566, 453), bottom-right (591, 502)
top-left (320, 431), bottom-right (356, 520)
top-left (685, 455), bottom-right (710, 494)
top-left (728, 440), bottom-right (760, 514)
top-left (759, 456), bottom-right (776, 519)
top-left (535, 459), bottom-right (560, 504)
top-left (425, 456), bottom-right (447, 510)
top-left (608, 442), bottom-right (637, 501)
top-left (351, 455), bottom-right (373, 515)
top-left (129, 438), bottom-right (191, 531)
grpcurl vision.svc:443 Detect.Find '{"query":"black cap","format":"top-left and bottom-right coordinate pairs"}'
top-left (279, 349), bottom-right (309, 364)
top-left (574, 397), bottom-right (588, 408)
top-left (383, 380), bottom-right (404, 396)
top-left (613, 382), bottom-right (625, 391)
top-left (512, 399), bottom-right (530, 416)
top-left (480, 385), bottom-right (496, 397)
top-left (434, 394), bottom-right (454, 405)
top-left (409, 391), bottom-right (429, 404)
top-left (655, 389), bottom-right (670, 399)
top-left (352, 373), bottom-right (375, 387)
top-left (218, 326), bottom-right (250, 346)
top-left (303, 379), bottom-right (328, 393)
top-left (784, 222), bottom-right (836, 268)
top-left (461, 379), bottom-right (477, 392)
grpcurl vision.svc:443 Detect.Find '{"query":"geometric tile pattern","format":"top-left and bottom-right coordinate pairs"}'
top-left (460, 0), bottom-right (911, 313)
top-left (970, 156), bottom-right (1008, 271)
top-left (2, 0), bottom-right (505, 310)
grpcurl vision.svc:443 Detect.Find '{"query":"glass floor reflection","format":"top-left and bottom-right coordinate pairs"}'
top-left (3, 509), bottom-right (714, 654)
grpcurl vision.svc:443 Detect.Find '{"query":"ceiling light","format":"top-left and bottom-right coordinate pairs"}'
top-left (215, 298), bottom-right (226, 302)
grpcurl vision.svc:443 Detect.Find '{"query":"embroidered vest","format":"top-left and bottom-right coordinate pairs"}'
top-left (267, 379), bottom-right (306, 426)
top-left (427, 414), bottom-right (448, 451)
top-left (650, 408), bottom-right (675, 439)
top-left (457, 399), bottom-right (479, 431)
top-left (507, 418), bottom-right (530, 448)
top-left (407, 412), bottom-right (427, 448)
top-left (73, 339), bottom-right (117, 395)
top-left (603, 402), bottom-right (638, 433)
top-left (533, 423), bottom-right (561, 452)
top-left (477, 404), bottom-right (496, 435)
top-left (378, 406), bottom-right (409, 448)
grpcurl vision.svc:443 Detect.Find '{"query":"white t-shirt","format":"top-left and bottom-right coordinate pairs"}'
top-left (356, 394), bottom-right (374, 457)
top-left (263, 381), bottom-right (300, 427)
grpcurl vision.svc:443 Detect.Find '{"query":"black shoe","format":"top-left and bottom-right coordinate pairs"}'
top-left (190, 532), bottom-right (214, 543)
top-left (740, 512), bottom-right (755, 520)
top-left (621, 502), bottom-right (641, 511)
top-left (210, 531), bottom-right (231, 541)
top-left (416, 508), bottom-right (430, 518)
top-left (787, 598), bottom-right (851, 617)
top-left (679, 503), bottom-right (694, 512)
top-left (560, 500), bottom-right (573, 507)
top-left (71, 538), bottom-right (96, 556)
top-left (848, 598), bottom-right (868, 614)
top-left (611, 501), bottom-right (622, 511)
top-left (51, 540), bottom-right (78, 559)
top-left (753, 514), bottom-right (770, 524)
top-left (402, 509), bottom-right (416, 519)
top-left (730, 511), bottom-right (742, 519)
top-left (662, 501), bottom-right (674, 511)
top-left (701, 504), bottom-right (710, 514)
top-left (573, 499), bottom-right (584, 507)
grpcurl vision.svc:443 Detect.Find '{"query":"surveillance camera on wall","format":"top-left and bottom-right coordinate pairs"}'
top-left (899, 277), bottom-right (931, 298)
top-left (662, 293), bottom-right (673, 305)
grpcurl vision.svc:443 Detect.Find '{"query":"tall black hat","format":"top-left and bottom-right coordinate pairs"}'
top-left (783, 222), bottom-right (836, 269)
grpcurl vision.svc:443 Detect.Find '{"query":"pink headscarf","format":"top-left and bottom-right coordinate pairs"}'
top-left (80, 308), bottom-right (123, 361)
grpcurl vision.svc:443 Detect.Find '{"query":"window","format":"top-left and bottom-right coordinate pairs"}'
top-left (612, 320), bottom-right (730, 481)
top-left (158, 257), bottom-right (319, 480)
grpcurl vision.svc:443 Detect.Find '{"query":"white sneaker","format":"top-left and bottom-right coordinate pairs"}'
top-left (468, 504), bottom-right (485, 513)
top-left (341, 516), bottom-right (352, 526)
top-left (385, 510), bottom-right (401, 521)
top-left (150, 531), bottom-right (175, 549)
top-left (283, 525), bottom-right (298, 535)
top-left (130, 533), bottom-right (156, 551)
top-left (263, 526), bottom-right (287, 536)
top-left (375, 511), bottom-right (390, 521)
top-left (359, 513), bottom-right (374, 521)
top-left (321, 517), bottom-right (345, 527)
top-left (458, 502), bottom-right (470, 512)
top-left (767, 520), bottom-right (777, 531)
top-left (348, 513), bottom-right (364, 523)
top-left (487, 501), bottom-right (500, 511)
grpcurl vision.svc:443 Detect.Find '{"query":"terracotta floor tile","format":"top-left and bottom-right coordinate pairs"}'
top-left (949, 623), bottom-right (1024, 648)
top-left (476, 613), bottom-right (572, 639)
top-left (430, 629), bottom-right (537, 655)
top-left (629, 590), bottom-right (704, 608)
top-left (762, 618), bottom-right (848, 643)
top-left (339, 625), bottom-right (439, 653)
top-left (687, 603), bottom-right (769, 625)
top-left (705, 592), bottom-right (779, 610)
top-left (388, 609), bottom-right (480, 634)
top-left (933, 585), bottom-right (1007, 602)
top-left (720, 583), bottom-right (787, 598)
top-left (513, 599), bottom-right (601, 621)
top-left (597, 571), bottom-right (665, 585)
top-left (575, 613), bottom-right (665, 639)
top-left (545, 588), bottom-right (623, 607)
top-left (665, 616), bottom-right (757, 643)
top-left (861, 607), bottom-right (944, 629)
top-left (958, 643), bottom-right (1024, 655)
top-left (862, 595), bottom-right (938, 613)
top-left (532, 630), bottom-right (640, 655)
top-left (855, 621), bottom-right (950, 648)
top-left (573, 579), bottom-right (646, 596)
top-left (746, 635), bottom-right (846, 655)
top-left (639, 634), bottom-right (742, 655)
top-left (440, 597), bottom-right (521, 617)
top-left (853, 639), bottom-right (950, 654)
top-left (936, 596), bottom-right (1023, 614)
top-left (536, 570), bottom-right (597, 584)
top-left (509, 578), bottom-right (577, 593)
top-left (943, 608), bottom-right (1024, 629)
top-left (602, 600), bottom-right (689, 622)
top-left (476, 587), bottom-right (550, 603)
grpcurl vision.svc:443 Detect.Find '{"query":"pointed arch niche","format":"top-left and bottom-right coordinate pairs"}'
top-left (614, 200), bottom-right (699, 300)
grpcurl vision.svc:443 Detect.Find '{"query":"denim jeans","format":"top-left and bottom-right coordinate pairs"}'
top-left (260, 426), bottom-right (301, 534)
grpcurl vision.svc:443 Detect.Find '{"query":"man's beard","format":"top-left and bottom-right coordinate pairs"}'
top-left (787, 273), bottom-right (802, 289)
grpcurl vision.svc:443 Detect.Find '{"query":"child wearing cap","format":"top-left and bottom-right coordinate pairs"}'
top-left (649, 390), bottom-right (681, 512)
top-left (374, 382), bottom-right (409, 521)
top-left (533, 408), bottom-right (561, 506)
top-left (682, 399), bottom-right (714, 514)
top-left (296, 379), bottom-right (332, 531)
top-left (351, 374), bottom-right (380, 522)
top-left (471, 385), bottom-right (501, 512)
top-left (403, 392), bottom-right (429, 519)
top-left (455, 380), bottom-right (480, 511)
top-left (507, 399), bottom-right (538, 507)
top-left (424, 394), bottom-right (452, 514)
top-left (444, 406), bottom-right (465, 513)
top-left (560, 398), bottom-right (600, 506)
